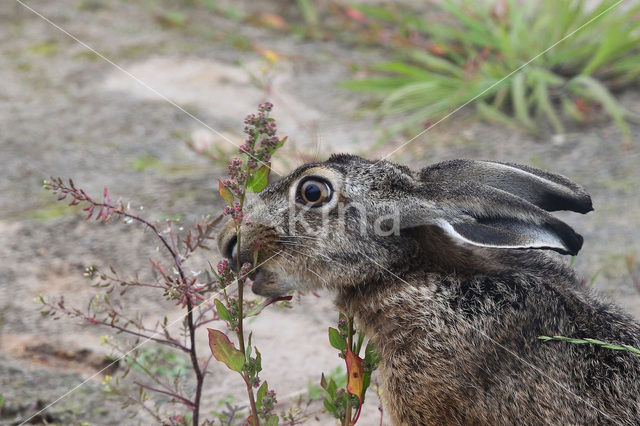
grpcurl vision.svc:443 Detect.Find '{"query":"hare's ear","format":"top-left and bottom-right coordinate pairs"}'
top-left (420, 160), bottom-right (593, 213)
top-left (402, 182), bottom-right (585, 255)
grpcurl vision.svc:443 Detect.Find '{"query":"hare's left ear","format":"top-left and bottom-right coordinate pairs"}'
top-left (398, 160), bottom-right (592, 256)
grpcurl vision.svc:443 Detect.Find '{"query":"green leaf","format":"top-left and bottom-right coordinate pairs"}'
top-left (320, 373), bottom-right (328, 390)
top-left (214, 299), bottom-right (231, 322)
top-left (256, 380), bottom-right (268, 410)
top-left (266, 415), bottom-right (279, 426)
top-left (207, 328), bottom-right (245, 372)
top-left (362, 371), bottom-right (372, 404)
top-left (320, 373), bottom-right (340, 416)
top-left (327, 377), bottom-right (337, 397)
top-left (255, 347), bottom-right (262, 373)
top-left (362, 341), bottom-right (380, 403)
top-left (246, 332), bottom-right (252, 360)
top-left (276, 135), bottom-right (287, 149)
top-left (355, 331), bottom-right (365, 354)
top-left (323, 398), bottom-right (339, 418)
top-left (539, 335), bottom-right (640, 356)
top-left (218, 179), bottom-right (234, 206)
top-left (328, 327), bottom-right (347, 352)
top-left (247, 165), bottom-right (270, 193)
top-left (364, 340), bottom-right (381, 367)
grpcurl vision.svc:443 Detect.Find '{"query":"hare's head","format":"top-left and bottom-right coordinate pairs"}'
top-left (217, 154), bottom-right (592, 297)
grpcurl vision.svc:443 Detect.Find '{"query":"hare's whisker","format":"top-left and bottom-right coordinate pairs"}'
top-left (275, 240), bottom-right (309, 248)
top-left (283, 251), bottom-right (331, 286)
top-left (277, 250), bottom-right (330, 286)
top-left (280, 235), bottom-right (321, 241)
top-left (287, 247), bottom-right (332, 263)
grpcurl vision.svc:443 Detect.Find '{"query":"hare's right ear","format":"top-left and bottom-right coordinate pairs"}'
top-left (420, 159), bottom-right (593, 213)
top-left (398, 161), bottom-right (592, 256)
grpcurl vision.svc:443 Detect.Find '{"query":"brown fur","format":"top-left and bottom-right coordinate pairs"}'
top-left (218, 155), bottom-right (640, 425)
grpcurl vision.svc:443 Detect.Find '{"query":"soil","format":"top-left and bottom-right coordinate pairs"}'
top-left (1, 0), bottom-right (639, 425)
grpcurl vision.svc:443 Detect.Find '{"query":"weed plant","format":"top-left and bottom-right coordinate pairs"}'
top-left (38, 104), bottom-right (378, 425)
top-left (342, 0), bottom-right (640, 142)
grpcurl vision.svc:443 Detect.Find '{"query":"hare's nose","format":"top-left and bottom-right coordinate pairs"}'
top-left (224, 235), bottom-right (238, 272)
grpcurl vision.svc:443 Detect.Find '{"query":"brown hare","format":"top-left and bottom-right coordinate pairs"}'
top-left (217, 154), bottom-right (640, 425)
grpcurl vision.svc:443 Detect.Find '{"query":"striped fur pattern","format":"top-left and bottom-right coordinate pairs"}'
top-left (217, 154), bottom-right (640, 425)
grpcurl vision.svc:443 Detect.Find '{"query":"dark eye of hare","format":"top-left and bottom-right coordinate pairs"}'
top-left (298, 178), bottom-right (332, 206)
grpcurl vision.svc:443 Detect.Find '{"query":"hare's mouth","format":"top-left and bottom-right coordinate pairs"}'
top-left (250, 269), bottom-right (290, 297)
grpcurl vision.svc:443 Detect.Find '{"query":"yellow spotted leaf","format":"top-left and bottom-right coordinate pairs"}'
top-left (218, 179), bottom-right (234, 206)
top-left (345, 345), bottom-right (364, 401)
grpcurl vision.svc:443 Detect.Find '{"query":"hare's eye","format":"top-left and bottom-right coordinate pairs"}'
top-left (298, 178), bottom-right (332, 207)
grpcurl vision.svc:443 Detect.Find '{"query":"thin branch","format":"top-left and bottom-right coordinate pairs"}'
top-left (134, 381), bottom-right (195, 408)
top-left (41, 299), bottom-right (188, 352)
top-left (44, 178), bottom-right (206, 424)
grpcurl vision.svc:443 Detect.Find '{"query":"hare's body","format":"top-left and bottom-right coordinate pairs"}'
top-left (339, 251), bottom-right (640, 424)
top-left (218, 154), bottom-right (640, 425)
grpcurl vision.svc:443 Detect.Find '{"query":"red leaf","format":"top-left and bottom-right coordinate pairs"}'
top-left (344, 6), bottom-right (365, 22)
top-left (84, 205), bottom-right (94, 220)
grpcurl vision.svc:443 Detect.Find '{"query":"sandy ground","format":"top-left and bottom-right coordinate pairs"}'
top-left (1, 0), bottom-right (639, 425)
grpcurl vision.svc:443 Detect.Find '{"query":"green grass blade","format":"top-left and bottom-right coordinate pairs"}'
top-left (340, 77), bottom-right (411, 93)
top-left (350, 4), bottom-right (396, 22)
top-left (569, 75), bottom-right (631, 139)
top-left (511, 72), bottom-right (535, 131)
top-left (296, 0), bottom-right (318, 26)
top-left (539, 335), bottom-right (640, 356)
top-left (533, 77), bottom-right (564, 134)
top-left (341, 0), bottom-right (640, 141)
top-left (582, 27), bottom-right (622, 75)
top-left (408, 50), bottom-right (465, 79)
top-left (439, 0), bottom-right (495, 47)
top-left (373, 62), bottom-right (439, 80)
top-left (476, 101), bottom-right (522, 130)
top-left (381, 81), bottom-right (443, 114)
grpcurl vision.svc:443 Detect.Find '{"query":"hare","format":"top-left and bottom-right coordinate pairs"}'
top-left (217, 154), bottom-right (640, 425)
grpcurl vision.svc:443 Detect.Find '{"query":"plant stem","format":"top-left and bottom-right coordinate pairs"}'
top-left (47, 183), bottom-right (208, 423)
top-left (244, 375), bottom-right (260, 425)
top-left (236, 229), bottom-right (245, 356)
top-left (185, 298), bottom-right (204, 425)
top-left (344, 315), bottom-right (355, 426)
top-left (134, 382), bottom-right (195, 408)
top-left (131, 216), bottom-right (206, 424)
top-left (162, 222), bottom-right (204, 425)
top-left (235, 197), bottom-right (260, 426)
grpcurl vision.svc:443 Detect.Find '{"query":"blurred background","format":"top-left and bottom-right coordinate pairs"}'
top-left (1, 0), bottom-right (639, 424)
